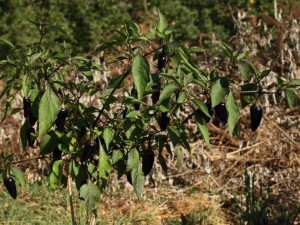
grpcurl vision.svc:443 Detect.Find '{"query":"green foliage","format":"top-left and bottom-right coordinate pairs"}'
top-left (0, 9), bottom-right (299, 223)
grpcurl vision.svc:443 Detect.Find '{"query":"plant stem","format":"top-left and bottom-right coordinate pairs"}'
top-left (68, 174), bottom-right (77, 225)
top-left (92, 64), bottom-right (132, 128)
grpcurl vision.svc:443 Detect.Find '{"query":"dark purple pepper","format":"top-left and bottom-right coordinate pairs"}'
top-left (23, 97), bottom-right (31, 119)
top-left (81, 140), bottom-right (97, 163)
top-left (23, 97), bottom-right (37, 126)
top-left (151, 82), bottom-right (160, 105)
top-left (26, 126), bottom-right (35, 147)
top-left (142, 150), bottom-right (155, 176)
top-left (131, 87), bottom-right (140, 110)
top-left (250, 104), bottom-right (263, 131)
top-left (3, 176), bottom-right (17, 199)
top-left (127, 173), bottom-right (132, 185)
top-left (214, 102), bottom-right (228, 123)
top-left (157, 46), bottom-right (166, 71)
top-left (159, 112), bottom-right (171, 131)
top-left (55, 107), bottom-right (68, 132)
top-left (53, 147), bottom-right (62, 160)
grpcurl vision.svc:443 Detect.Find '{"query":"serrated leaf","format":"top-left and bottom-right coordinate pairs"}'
top-left (79, 183), bottom-right (100, 218)
top-left (99, 143), bottom-right (112, 180)
top-left (157, 9), bottom-right (168, 33)
top-left (226, 91), bottom-right (239, 136)
top-left (285, 89), bottom-right (298, 109)
top-left (103, 128), bottom-right (114, 149)
top-left (38, 88), bottom-right (61, 135)
top-left (10, 167), bottom-right (25, 187)
top-left (195, 111), bottom-right (210, 145)
top-left (211, 77), bottom-right (229, 107)
top-left (132, 54), bottom-right (150, 100)
top-left (159, 84), bottom-right (178, 102)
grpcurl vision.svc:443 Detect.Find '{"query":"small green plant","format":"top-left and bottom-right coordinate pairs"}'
top-left (231, 167), bottom-right (300, 225)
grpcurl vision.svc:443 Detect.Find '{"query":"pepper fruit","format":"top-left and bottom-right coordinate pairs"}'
top-left (127, 173), bottom-right (132, 185)
top-left (55, 106), bottom-right (68, 132)
top-left (157, 46), bottom-right (166, 71)
top-left (3, 176), bottom-right (17, 199)
top-left (23, 97), bottom-right (37, 126)
top-left (151, 82), bottom-right (160, 105)
top-left (53, 146), bottom-right (62, 160)
top-left (250, 104), bottom-right (263, 131)
top-left (142, 150), bottom-right (155, 176)
top-left (81, 140), bottom-right (97, 163)
top-left (26, 126), bottom-right (35, 147)
top-left (214, 101), bottom-right (228, 123)
top-left (131, 87), bottom-right (140, 111)
top-left (158, 112), bottom-right (171, 131)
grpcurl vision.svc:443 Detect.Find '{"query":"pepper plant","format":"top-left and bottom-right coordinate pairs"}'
top-left (0, 10), bottom-right (299, 222)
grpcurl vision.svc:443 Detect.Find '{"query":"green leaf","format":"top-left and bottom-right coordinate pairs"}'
top-left (240, 83), bottom-right (258, 108)
top-left (158, 153), bottom-right (168, 173)
top-left (29, 52), bottom-right (43, 64)
top-left (38, 88), bottom-right (61, 135)
top-left (40, 132), bottom-right (58, 154)
top-left (127, 149), bottom-right (144, 199)
top-left (211, 77), bottom-right (229, 107)
top-left (125, 110), bottom-right (141, 118)
top-left (159, 84), bottom-right (178, 102)
top-left (285, 89), bottom-right (298, 109)
top-left (112, 150), bottom-right (123, 164)
top-left (10, 167), bottom-right (25, 187)
top-left (1, 38), bottom-right (14, 48)
top-left (73, 56), bottom-right (90, 62)
top-left (177, 91), bottom-right (187, 104)
top-left (132, 54), bottom-right (150, 100)
top-left (157, 9), bottom-right (168, 33)
top-left (79, 183), bottom-right (100, 218)
top-left (195, 111), bottom-right (210, 145)
top-left (286, 79), bottom-right (300, 88)
top-left (238, 60), bottom-right (256, 80)
top-left (259, 69), bottom-right (271, 80)
top-left (226, 91), bottom-right (239, 136)
top-left (103, 128), bottom-right (114, 149)
top-left (22, 75), bottom-right (32, 99)
top-left (99, 143), bottom-right (112, 180)
top-left (192, 99), bottom-right (211, 118)
top-left (167, 126), bottom-right (180, 147)
top-left (49, 160), bottom-right (62, 190)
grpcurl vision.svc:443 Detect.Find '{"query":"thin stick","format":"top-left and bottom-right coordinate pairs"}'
top-left (68, 175), bottom-right (77, 225)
